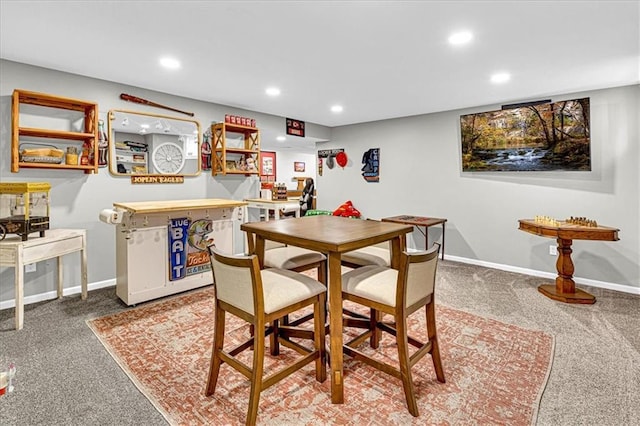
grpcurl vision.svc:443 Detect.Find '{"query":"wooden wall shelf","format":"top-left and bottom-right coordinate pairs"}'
top-left (11, 89), bottom-right (99, 174)
top-left (211, 122), bottom-right (260, 176)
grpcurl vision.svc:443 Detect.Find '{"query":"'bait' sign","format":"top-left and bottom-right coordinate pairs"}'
top-left (169, 218), bottom-right (190, 281)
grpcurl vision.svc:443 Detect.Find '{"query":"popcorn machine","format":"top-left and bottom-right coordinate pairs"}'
top-left (0, 182), bottom-right (51, 241)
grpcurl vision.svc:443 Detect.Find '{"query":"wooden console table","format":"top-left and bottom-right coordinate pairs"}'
top-left (0, 229), bottom-right (87, 329)
top-left (382, 215), bottom-right (447, 259)
top-left (518, 219), bottom-right (619, 304)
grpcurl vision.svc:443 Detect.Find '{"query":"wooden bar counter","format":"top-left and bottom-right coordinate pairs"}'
top-left (518, 218), bottom-right (619, 304)
top-left (111, 199), bottom-right (246, 305)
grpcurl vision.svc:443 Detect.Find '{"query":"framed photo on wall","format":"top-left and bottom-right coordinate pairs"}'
top-left (294, 161), bottom-right (305, 172)
top-left (261, 151), bottom-right (276, 178)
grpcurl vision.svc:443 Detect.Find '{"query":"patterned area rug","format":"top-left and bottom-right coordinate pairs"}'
top-left (87, 287), bottom-right (554, 425)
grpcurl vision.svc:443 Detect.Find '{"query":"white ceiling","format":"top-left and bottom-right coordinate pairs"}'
top-left (1, 1), bottom-right (638, 151)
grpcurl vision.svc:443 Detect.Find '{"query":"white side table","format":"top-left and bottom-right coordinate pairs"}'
top-left (0, 229), bottom-right (87, 330)
top-left (244, 198), bottom-right (300, 222)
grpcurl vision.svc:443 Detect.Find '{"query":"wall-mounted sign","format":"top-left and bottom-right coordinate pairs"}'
top-left (361, 148), bottom-right (380, 182)
top-left (286, 117), bottom-right (305, 137)
top-left (131, 175), bottom-right (184, 184)
top-left (317, 148), bottom-right (344, 158)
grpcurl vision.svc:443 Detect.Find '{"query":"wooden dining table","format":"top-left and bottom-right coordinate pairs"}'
top-left (241, 215), bottom-right (413, 404)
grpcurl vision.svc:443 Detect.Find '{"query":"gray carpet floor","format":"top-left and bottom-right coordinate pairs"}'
top-left (1, 260), bottom-right (639, 425)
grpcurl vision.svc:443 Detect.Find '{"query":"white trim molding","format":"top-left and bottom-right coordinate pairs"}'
top-left (446, 255), bottom-right (640, 296)
top-left (0, 279), bottom-right (116, 311)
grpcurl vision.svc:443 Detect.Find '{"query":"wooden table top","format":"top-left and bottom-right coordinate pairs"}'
top-left (113, 198), bottom-right (247, 214)
top-left (241, 215), bottom-right (413, 253)
top-left (382, 215), bottom-right (447, 227)
top-left (518, 219), bottom-right (619, 241)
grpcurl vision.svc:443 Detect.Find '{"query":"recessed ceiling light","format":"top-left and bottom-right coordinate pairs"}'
top-left (331, 105), bottom-right (343, 113)
top-left (159, 56), bottom-right (181, 69)
top-left (490, 72), bottom-right (511, 84)
top-left (276, 136), bottom-right (286, 142)
top-left (266, 87), bottom-right (281, 96)
top-left (140, 124), bottom-right (150, 129)
top-left (448, 31), bottom-right (473, 45)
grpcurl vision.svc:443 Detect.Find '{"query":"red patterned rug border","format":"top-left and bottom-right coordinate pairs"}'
top-left (87, 287), bottom-right (555, 425)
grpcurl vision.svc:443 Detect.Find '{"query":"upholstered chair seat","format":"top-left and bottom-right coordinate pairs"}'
top-left (205, 248), bottom-right (327, 426)
top-left (341, 243), bottom-right (390, 268)
top-left (341, 243), bottom-right (445, 417)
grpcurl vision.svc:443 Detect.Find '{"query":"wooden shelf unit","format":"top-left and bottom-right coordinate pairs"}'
top-left (11, 89), bottom-right (99, 174)
top-left (211, 122), bottom-right (260, 176)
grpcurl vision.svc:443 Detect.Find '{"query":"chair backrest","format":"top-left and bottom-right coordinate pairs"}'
top-left (398, 244), bottom-right (439, 310)
top-left (208, 246), bottom-right (262, 316)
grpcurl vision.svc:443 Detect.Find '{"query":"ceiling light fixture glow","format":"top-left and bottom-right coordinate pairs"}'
top-left (276, 136), bottom-right (286, 142)
top-left (448, 31), bottom-right (473, 45)
top-left (490, 72), bottom-right (511, 84)
top-left (159, 56), bottom-right (181, 69)
top-left (331, 105), bottom-right (343, 113)
top-left (265, 87), bottom-right (281, 96)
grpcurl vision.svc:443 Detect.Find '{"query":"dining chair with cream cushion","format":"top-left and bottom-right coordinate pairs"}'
top-left (262, 239), bottom-right (327, 348)
top-left (341, 243), bottom-right (445, 417)
top-left (205, 247), bottom-right (327, 426)
top-left (341, 240), bottom-right (391, 268)
top-left (340, 219), bottom-right (391, 268)
top-left (263, 240), bottom-right (327, 285)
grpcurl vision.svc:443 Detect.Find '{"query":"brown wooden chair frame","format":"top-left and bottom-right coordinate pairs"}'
top-left (205, 248), bottom-right (327, 426)
top-left (342, 243), bottom-right (445, 417)
top-left (249, 236), bottom-right (328, 353)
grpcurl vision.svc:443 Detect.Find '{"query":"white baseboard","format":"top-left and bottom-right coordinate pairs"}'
top-left (0, 279), bottom-right (116, 310)
top-left (445, 254), bottom-right (640, 295)
top-left (1, 257), bottom-right (638, 312)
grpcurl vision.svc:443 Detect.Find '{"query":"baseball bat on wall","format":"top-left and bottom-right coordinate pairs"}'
top-left (119, 93), bottom-right (195, 117)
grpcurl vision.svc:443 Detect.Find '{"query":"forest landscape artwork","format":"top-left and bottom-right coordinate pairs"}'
top-left (460, 98), bottom-right (591, 172)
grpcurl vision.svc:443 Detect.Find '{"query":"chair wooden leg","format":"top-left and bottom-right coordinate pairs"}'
top-left (396, 313), bottom-right (419, 417)
top-left (247, 317), bottom-right (266, 426)
top-left (314, 293), bottom-right (327, 382)
top-left (206, 304), bottom-right (226, 396)
top-left (370, 308), bottom-right (381, 349)
top-left (317, 262), bottom-right (327, 286)
top-left (426, 302), bottom-right (445, 383)
top-left (270, 318), bottom-right (280, 356)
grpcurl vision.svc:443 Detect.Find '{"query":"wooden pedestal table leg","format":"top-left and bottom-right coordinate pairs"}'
top-left (538, 238), bottom-right (596, 304)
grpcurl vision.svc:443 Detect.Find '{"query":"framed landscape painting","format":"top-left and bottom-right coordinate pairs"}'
top-left (460, 98), bottom-right (591, 172)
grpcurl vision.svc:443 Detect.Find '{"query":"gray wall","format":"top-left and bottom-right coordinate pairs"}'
top-left (1, 59), bottom-right (638, 307)
top-left (318, 85), bottom-right (639, 291)
top-left (0, 60), bottom-right (330, 304)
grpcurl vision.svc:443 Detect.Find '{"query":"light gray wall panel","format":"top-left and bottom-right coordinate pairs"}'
top-left (0, 60), bottom-right (329, 302)
top-left (318, 85), bottom-right (639, 289)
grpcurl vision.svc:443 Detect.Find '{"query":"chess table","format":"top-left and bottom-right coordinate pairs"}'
top-left (518, 219), bottom-right (620, 304)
